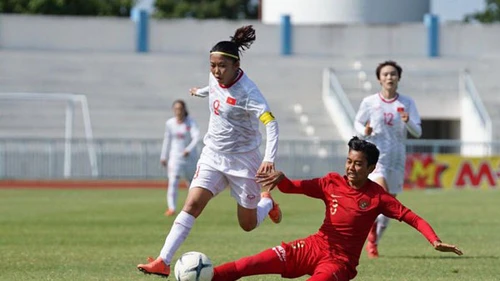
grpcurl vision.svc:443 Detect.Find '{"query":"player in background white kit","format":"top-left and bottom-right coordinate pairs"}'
top-left (138, 25), bottom-right (281, 278)
top-left (354, 61), bottom-right (422, 258)
top-left (160, 100), bottom-right (200, 217)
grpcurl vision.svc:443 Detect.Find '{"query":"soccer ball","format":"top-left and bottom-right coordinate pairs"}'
top-left (174, 251), bottom-right (214, 281)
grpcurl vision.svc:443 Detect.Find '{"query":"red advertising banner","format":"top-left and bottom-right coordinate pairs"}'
top-left (404, 154), bottom-right (500, 189)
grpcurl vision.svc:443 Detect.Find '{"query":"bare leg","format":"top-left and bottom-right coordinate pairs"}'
top-left (236, 196), bottom-right (273, 231)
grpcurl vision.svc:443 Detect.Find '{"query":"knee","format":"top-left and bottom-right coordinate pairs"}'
top-left (182, 199), bottom-right (204, 217)
top-left (239, 221), bottom-right (257, 232)
top-left (377, 215), bottom-right (390, 228)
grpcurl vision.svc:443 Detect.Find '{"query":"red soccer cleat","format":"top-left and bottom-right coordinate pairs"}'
top-left (366, 241), bottom-right (379, 258)
top-left (261, 191), bottom-right (282, 224)
top-left (366, 223), bottom-right (379, 258)
top-left (164, 209), bottom-right (176, 217)
top-left (137, 257), bottom-right (171, 277)
top-left (366, 222), bottom-right (378, 259)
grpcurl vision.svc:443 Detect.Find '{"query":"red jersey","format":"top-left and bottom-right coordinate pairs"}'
top-left (277, 172), bottom-right (440, 274)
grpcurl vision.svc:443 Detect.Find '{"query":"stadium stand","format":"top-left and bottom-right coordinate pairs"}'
top-left (0, 50), bottom-right (344, 140)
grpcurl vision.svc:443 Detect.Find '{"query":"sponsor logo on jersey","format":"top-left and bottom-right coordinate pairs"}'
top-left (272, 246), bottom-right (286, 262)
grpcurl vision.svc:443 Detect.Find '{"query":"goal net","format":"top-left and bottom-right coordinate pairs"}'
top-left (0, 92), bottom-right (98, 178)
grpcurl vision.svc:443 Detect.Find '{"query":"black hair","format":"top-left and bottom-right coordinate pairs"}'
top-left (210, 25), bottom-right (256, 62)
top-left (375, 60), bottom-right (403, 80)
top-left (172, 99), bottom-right (188, 117)
top-left (348, 136), bottom-right (379, 167)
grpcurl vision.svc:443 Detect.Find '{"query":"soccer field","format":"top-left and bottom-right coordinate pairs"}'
top-left (1, 187), bottom-right (499, 281)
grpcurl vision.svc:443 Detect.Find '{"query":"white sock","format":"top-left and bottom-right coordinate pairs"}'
top-left (167, 176), bottom-right (179, 211)
top-left (376, 214), bottom-right (390, 244)
top-left (159, 211), bottom-right (195, 264)
top-left (256, 197), bottom-right (273, 227)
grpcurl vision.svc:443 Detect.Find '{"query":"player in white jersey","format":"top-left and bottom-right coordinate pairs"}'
top-left (160, 100), bottom-right (200, 217)
top-left (138, 25), bottom-right (281, 278)
top-left (354, 61), bottom-right (422, 258)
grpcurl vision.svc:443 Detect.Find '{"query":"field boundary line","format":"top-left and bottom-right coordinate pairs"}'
top-left (0, 180), bottom-right (189, 189)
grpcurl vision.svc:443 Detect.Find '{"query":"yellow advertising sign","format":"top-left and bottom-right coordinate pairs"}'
top-left (404, 154), bottom-right (500, 189)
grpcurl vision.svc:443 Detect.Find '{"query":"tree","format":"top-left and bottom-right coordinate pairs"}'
top-left (464, 0), bottom-right (500, 23)
top-left (0, 0), bottom-right (133, 17)
top-left (154, 0), bottom-right (258, 19)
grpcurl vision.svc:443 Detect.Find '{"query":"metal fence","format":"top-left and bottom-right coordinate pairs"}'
top-left (1, 138), bottom-right (500, 180)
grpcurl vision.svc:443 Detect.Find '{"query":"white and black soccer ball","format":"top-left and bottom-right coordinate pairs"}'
top-left (174, 251), bottom-right (214, 281)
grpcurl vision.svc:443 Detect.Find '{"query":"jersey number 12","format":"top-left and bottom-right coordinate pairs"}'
top-left (383, 112), bottom-right (394, 126)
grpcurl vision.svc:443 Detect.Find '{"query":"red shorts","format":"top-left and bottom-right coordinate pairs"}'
top-left (274, 234), bottom-right (354, 281)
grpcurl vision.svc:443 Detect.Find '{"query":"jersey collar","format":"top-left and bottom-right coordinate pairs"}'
top-left (378, 92), bottom-right (399, 103)
top-left (219, 69), bottom-right (244, 89)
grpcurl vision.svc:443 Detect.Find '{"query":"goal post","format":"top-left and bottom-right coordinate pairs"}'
top-left (0, 92), bottom-right (99, 178)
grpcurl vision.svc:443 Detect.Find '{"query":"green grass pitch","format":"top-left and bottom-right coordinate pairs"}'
top-left (0, 187), bottom-right (499, 280)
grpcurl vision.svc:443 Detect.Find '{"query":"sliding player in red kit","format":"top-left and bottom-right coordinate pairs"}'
top-left (212, 136), bottom-right (462, 281)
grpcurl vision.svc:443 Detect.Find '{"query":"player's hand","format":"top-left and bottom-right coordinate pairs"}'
top-left (189, 87), bottom-right (199, 96)
top-left (364, 121), bottom-right (373, 136)
top-left (257, 161), bottom-right (275, 174)
top-left (399, 111), bottom-right (409, 123)
top-left (433, 241), bottom-right (463, 256)
top-left (183, 150), bottom-right (190, 157)
top-left (256, 170), bottom-right (284, 191)
top-left (160, 159), bottom-right (167, 167)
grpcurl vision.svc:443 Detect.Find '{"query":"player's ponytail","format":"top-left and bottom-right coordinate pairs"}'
top-left (230, 25), bottom-right (256, 54)
top-left (210, 25), bottom-right (256, 62)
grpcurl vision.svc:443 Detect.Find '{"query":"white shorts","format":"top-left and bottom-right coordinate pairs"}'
top-left (369, 164), bottom-right (404, 194)
top-left (189, 146), bottom-right (262, 209)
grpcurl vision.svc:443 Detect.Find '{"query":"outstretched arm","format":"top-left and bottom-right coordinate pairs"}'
top-left (402, 211), bottom-right (463, 255)
top-left (255, 171), bottom-right (325, 199)
top-left (190, 86), bottom-right (209, 97)
top-left (381, 193), bottom-right (462, 256)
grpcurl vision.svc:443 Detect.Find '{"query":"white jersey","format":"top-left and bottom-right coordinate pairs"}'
top-left (199, 70), bottom-right (273, 154)
top-left (160, 116), bottom-right (200, 161)
top-left (354, 93), bottom-right (421, 171)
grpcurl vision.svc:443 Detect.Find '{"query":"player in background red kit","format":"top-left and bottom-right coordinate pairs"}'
top-left (212, 136), bottom-right (462, 281)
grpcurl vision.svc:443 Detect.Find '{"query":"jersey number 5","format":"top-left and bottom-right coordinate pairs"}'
top-left (383, 112), bottom-right (394, 126)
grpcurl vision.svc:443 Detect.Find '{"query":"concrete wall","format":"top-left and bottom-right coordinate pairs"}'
top-left (1, 15), bottom-right (500, 58)
top-left (262, 0), bottom-right (430, 24)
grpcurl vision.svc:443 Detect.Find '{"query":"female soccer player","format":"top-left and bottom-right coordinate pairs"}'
top-left (138, 25), bottom-right (281, 278)
top-left (354, 60), bottom-right (422, 258)
top-left (160, 100), bottom-right (200, 216)
top-left (212, 136), bottom-right (462, 281)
